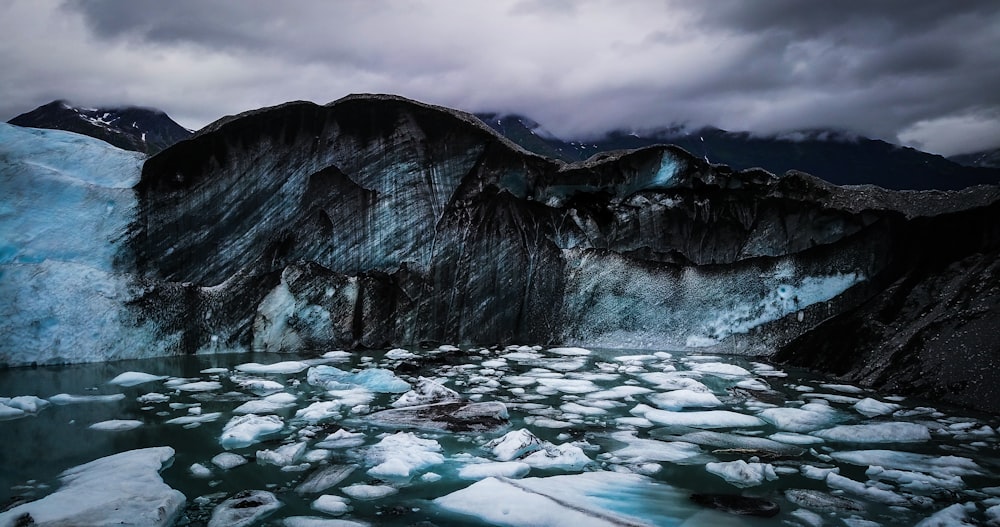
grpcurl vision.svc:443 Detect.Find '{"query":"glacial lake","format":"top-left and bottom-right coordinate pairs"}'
top-left (2, 346), bottom-right (999, 526)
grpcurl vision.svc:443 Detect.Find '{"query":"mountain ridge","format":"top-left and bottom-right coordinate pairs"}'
top-left (8, 100), bottom-right (192, 155)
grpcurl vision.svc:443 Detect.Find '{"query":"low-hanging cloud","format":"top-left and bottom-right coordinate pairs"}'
top-left (0, 0), bottom-right (997, 156)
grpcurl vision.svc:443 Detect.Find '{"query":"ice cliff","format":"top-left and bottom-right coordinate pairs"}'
top-left (2, 94), bottom-right (999, 411)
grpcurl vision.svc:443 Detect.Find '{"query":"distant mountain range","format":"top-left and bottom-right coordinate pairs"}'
top-left (476, 113), bottom-right (1000, 191)
top-left (8, 100), bottom-right (192, 155)
top-left (6, 100), bottom-right (997, 190)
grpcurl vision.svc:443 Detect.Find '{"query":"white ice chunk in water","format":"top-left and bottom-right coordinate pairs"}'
top-left (459, 461), bottom-right (531, 480)
top-left (587, 385), bottom-right (654, 400)
top-left (137, 393), bottom-right (170, 404)
top-left (391, 377), bottom-right (461, 407)
top-left (4, 395), bottom-right (51, 413)
top-left (365, 432), bottom-right (444, 481)
top-left (914, 503), bottom-right (975, 527)
top-left (820, 383), bottom-right (865, 394)
top-left (0, 447), bottom-right (184, 527)
top-left (165, 412), bottom-right (222, 426)
top-left (852, 397), bottom-right (901, 417)
top-left (757, 403), bottom-right (839, 432)
top-left (610, 431), bottom-right (707, 464)
top-left (311, 494), bottom-right (350, 516)
top-left (342, 484), bottom-right (398, 500)
top-left (235, 361), bottom-right (310, 374)
top-left (49, 393), bottom-right (126, 404)
top-left (89, 419), bottom-right (143, 431)
top-left (522, 443), bottom-right (592, 470)
top-left (211, 452), bottom-right (248, 470)
top-left (220, 414), bottom-right (284, 449)
top-left (189, 463), bottom-right (212, 478)
top-left (547, 347), bottom-right (592, 355)
top-left (812, 422), bottom-right (931, 443)
top-left (769, 432), bottom-right (824, 445)
top-left (648, 389), bottom-right (722, 410)
top-left (257, 442), bottom-right (308, 467)
top-left (829, 450), bottom-right (983, 477)
top-left (536, 378), bottom-right (600, 394)
top-left (434, 471), bottom-right (721, 527)
top-left (485, 429), bottom-right (546, 461)
top-left (208, 490), bottom-right (282, 527)
top-left (826, 472), bottom-right (930, 507)
top-left (108, 371), bottom-right (168, 386)
top-left (315, 429), bottom-right (366, 449)
top-left (631, 404), bottom-right (765, 428)
top-left (689, 362), bottom-right (751, 377)
top-left (307, 365), bottom-right (410, 393)
top-left (174, 381), bottom-right (223, 392)
top-left (705, 460), bottom-right (778, 487)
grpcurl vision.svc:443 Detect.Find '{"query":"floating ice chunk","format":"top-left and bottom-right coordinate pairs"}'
top-left (293, 401), bottom-right (342, 423)
top-left (820, 383), bottom-right (865, 394)
top-left (201, 367), bottom-right (228, 374)
top-left (342, 484), bottom-right (398, 500)
top-left (211, 452), bottom-right (247, 470)
top-left (789, 508), bottom-right (824, 527)
top-left (220, 414), bottom-right (284, 449)
top-left (829, 450), bottom-right (983, 477)
top-left (234, 377), bottom-right (284, 395)
top-left (165, 412), bottom-right (222, 426)
top-left (257, 442), bottom-right (308, 467)
top-left (812, 422), bottom-right (930, 443)
top-left (807, 393), bottom-right (861, 404)
top-left (0, 447), bottom-right (184, 527)
top-left (296, 465), bottom-right (356, 494)
top-left (757, 403), bottom-right (839, 432)
top-left (385, 348), bottom-right (417, 360)
top-left (637, 372), bottom-right (710, 392)
top-left (610, 431), bottom-right (706, 464)
top-left (365, 432), bottom-right (444, 481)
top-left (826, 473), bottom-right (930, 507)
top-left (233, 396), bottom-right (294, 415)
top-left (108, 371), bottom-right (168, 386)
top-left (311, 494), bottom-right (351, 516)
top-left (435, 472), bottom-right (715, 526)
top-left (536, 378), bottom-right (600, 394)
top-left (852, 397), bottom-right (901, 417)
top-left (548, 346), bottom-right (592, 355)
top-left (522, 443), bottom-right (592, 470)
top-left (321, 350), bottom-right (353, 361)
top-left (586, 385), bottom-right (654, 400)
top-left (316, 429), bottom-right (366, 449)
top-left (705, 460), bottom-right (778, 487)
top-left (366, 401), bottom-right (508, 432)
top-left (689, 362), bottom-right (752, 377)
top-left (0, 403), bottom-right (25, 420)
top-left (307, 365), bottom-right (410, 393)
top-left (648, 389), bottom-right (722, 410)
top-left (235, 361), bottom-right (310, 374)
top-left (49, 393), bottom-right (126, 404)
top-left (5, 395), bottom-right (51, 413)
top-left (784, 489), bottom-right (864, 514)
top-left (653, 429), bottom-right (806, 457)
top-left (486, 429), bottom-right (546, 461)
top-left (189, 463), bottom-right (212, 478)
top-left (801, 464), bottom-right (839, 480)
top-left (174, 381), bottom-right (223, 392)
top-left (561, 401), bottom-right (608, 416)
top-left (769, 432), bottom-right (824, 445)
top-left (866, 466), bottom-right (965, 492)
top-left (137, 393), bottom-right (170, 404)
top-left (631, 404), bottom-right (765, 428)
top-left (391, 377), bottom-right (461, 407)
top-left (208, 490), bottom-right (282, 527)
top-left (914, 503), bottom-right (975, 527)
top-left (986, 504), bottom-right (1000, 525)
top-left (734, 378), bottom-right (771, 391)
top-left (284, 516), bottom-right (366, 527)
top-left (525, 416), bottom-right (574, 429)
top-left (459, 461), bottom-right (531, 480)
top-left (89, 419), bottom-right (142, 431)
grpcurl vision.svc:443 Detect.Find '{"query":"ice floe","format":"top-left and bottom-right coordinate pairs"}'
top-left (812, 422), bottom-right (931, 443)
top-left (631, 403), bottom-right (765, 428)
top-left (208, 490), bottom-right (282, 527)
top-left (220, 414), bottom-right (285, 449)
top-left (0, 447), bottom-right (184, 527)
top-left (235, 361), bottom-right (310, 374)
top-left (49, 392), bottom-right (125, 404)
top-left (108, 371), bottom-right (168, 386)
top-left (89, 419), bottom-right (143, 431)
top-left (705, 460), bottom-right (778, 487)
top-left (365, 432), bottom-right (444, 481)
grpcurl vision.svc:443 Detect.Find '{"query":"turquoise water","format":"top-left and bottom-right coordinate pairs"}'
top-left (1, 347), bottom-right (998, 526)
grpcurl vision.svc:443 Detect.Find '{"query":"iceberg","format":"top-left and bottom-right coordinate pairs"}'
top-left (812, 422), bottom-right (931, 443)
top-left (0, 447), bottom-right (184, 527)
top-left (705, 460), bottom-right (778, 487)
top-left (631, 404), bottom-right (765, 428)
top-left (307, 365), bottom-right (410, 393)
top-left (364, 432), bottom-right (444, 481)
top-left (108, 371), bottom-right (169, 386)
top-left (220, 414), bottom-right (285, 449)
top-left (208, 490), bottom-right (282, 527)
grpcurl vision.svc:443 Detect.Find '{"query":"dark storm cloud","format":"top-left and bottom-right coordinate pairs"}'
top-left (1, 0), bottom-right (998, 155)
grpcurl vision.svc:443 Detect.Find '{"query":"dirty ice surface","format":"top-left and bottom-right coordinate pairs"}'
top-left (2, 347), bottom-right (1000, 526)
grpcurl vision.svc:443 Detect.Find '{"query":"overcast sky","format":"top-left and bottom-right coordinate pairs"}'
top-left (2, 0), bottom-right (999, 156)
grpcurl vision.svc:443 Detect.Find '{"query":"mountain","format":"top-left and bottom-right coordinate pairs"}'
top-left (950, 147), bottom-right (1000, 169)
top-left (2, 94), bottom-right (1000, 413)
top-left (476, 114), bottom-right (1000, 191)
top-left (8, 100), bottom-right (192, 155)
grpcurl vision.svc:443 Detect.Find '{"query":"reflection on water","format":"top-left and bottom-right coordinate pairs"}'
top-left (1, 347), bottom-right (998, 526)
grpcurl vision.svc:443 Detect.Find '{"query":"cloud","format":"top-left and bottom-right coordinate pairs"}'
top-left (0, 0), bottom-right (997, 156)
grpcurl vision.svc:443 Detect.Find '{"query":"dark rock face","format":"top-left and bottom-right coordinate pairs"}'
top-left (8, 100), bottom-right (191, 154)
top-left (129, 94), bottom-right (1000, 412)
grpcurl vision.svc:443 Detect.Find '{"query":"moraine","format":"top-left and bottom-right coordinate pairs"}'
top-left (2, 346), bottom-right (999, 526)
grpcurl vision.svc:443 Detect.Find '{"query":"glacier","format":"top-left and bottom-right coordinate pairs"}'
top-left (2, 94), bottom-right (1000, 414)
